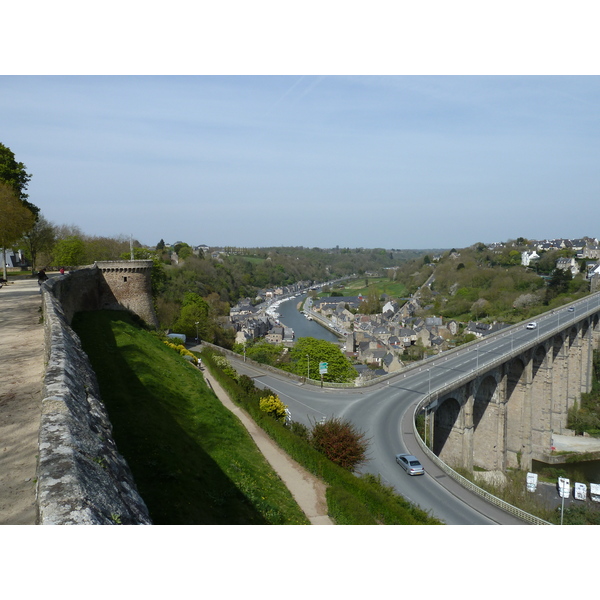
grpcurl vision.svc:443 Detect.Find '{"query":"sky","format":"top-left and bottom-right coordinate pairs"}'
top-left (3, 4), bottom-right (600, 255)
top-left (4, 74), bottom-right (600, 251)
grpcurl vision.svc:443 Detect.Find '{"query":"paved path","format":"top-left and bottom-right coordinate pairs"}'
top-left (0, 278), bottom-right (44, 525)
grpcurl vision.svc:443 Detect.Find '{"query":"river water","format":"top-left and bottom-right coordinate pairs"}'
top-left (276, 294), bottom-right (340, 344)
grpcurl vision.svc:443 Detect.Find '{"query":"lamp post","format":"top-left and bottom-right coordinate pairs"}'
top-left (425, 368), bottom-right (431, 448)
top-left (195, 321), bottom-right (199, 343)
top-left (306, 354), bottom-right (310, 381)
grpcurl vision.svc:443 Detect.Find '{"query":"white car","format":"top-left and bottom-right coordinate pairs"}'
top-left (526, 322), bottom-right (537, 330)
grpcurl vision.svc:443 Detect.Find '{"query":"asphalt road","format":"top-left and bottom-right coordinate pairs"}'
top-left (224, 292), bottom-right (600, 525)
top-left (227, 356), bottom-right (521, 524)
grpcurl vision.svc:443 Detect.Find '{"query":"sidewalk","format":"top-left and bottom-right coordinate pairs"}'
top-left (200, 368), bottom-right (333, 524)
top-left (0, 278), bottom-right (44, 525)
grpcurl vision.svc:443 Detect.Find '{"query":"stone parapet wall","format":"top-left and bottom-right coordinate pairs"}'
top-left (37, 269), bottom-right (153, 524)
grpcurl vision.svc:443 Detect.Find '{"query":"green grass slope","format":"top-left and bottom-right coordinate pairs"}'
top-left (72, 310), bottom-right (309, 524)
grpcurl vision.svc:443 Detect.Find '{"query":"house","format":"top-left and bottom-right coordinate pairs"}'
top-left (265, 326), bottom-right (284, 344)
top-left (446, 320), bottom-right (459, 336)
top-left (521, 250), bottom-right (540, 266)
top-left (556, 257), bottom-right (579, 277)
top-left (382, 300), bottom-right (399, 319)
top-left (382, 352), bottom-right (403, 373)
top-left (1, 248), bottom-right (29, 270)
top-left (583, 245), bottom-right (600, 260)
top-left (588, 263), bottom-right (600, 280)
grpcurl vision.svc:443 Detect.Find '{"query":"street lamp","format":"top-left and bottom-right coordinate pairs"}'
top-left (195, 321), bottom-right (199, 343)
top-left (306, 354), bottom-right (310, 381)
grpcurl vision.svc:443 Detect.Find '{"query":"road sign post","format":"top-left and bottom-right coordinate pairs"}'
top-left (319, 362), bottom-right (328, 388)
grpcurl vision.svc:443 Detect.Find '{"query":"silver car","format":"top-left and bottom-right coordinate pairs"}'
top-left (396, 453), bottom-right (425, 476)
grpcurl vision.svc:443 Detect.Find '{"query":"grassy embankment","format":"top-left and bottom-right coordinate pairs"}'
top-left (200, 347), bottom-right (442, 525)
top-left (72, 310), bottom-right (309, 525)
top-left (340, 277), bottom-right (409, 299)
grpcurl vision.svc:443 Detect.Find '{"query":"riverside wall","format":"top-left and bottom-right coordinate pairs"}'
top-left (37, 263), bottom-right (156, 524)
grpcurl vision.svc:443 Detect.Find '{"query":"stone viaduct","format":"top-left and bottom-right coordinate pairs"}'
top-left (419, 298), bottom-right (600, 473)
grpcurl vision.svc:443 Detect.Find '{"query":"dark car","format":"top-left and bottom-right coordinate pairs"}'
top-left (395, 453), bottom-right (425, 476)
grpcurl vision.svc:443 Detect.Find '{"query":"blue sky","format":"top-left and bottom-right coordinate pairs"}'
top-left (3, 75), bottom-right (600, 250)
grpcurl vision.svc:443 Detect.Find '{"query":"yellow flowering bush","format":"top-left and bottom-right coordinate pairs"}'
top-left (163, 341), bottom-right (198, 364)
top-left (259, 394), bottom-right (288, 424)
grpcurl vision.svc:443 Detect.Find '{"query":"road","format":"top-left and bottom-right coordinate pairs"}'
top-left (224, 292), bottom-right (600, 524)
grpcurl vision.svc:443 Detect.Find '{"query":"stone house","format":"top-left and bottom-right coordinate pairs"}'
top-left (583, 246), bottom-right (600, 260)
top-left (265, 326), bottom-right (284, 344)
top-left (556, 257), bottom-right (579, 277)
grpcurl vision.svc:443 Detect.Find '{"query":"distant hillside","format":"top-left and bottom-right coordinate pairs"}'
top-left (406, 243), bottom-right (591, 323)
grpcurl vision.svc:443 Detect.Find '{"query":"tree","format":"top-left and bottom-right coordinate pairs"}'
top-left (289, 337), bottom-right (357, 383)
top-left (172, 292), bottom-right (211, 341)
top-left (0, 142), bottom-right (38, 216)
top-left (545, 268), bottom-right (572, 303)
top-left (471, 298), bottom-right (489, 320)
top-left (51, 236), bottom-right (86, 267)
top-left (358, 289), bottom-right (381, 314)
top-left (19, 214), bottom-right (56, 273)
top-left (310, 417), bottom-right (369, 471)
top-left (0, 182), bottom-right (36, 278)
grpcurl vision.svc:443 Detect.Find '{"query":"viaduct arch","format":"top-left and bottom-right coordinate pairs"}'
top-left (423, 306), bottom-right (600, 473)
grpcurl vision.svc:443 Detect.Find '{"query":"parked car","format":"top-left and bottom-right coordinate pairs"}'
top-left (396, 453), bottom-right (424, 476)
top-left (526, 322), bottom-right (537, 330)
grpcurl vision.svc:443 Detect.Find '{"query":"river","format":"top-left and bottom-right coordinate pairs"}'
top-left (276, 294), bottom-right (340, 344)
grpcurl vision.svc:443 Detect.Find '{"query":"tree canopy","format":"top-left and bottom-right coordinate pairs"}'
top-left (0, 142), bottom-right (38, 216)
top-left (288, 337), bottom-right (356, 383)
top-left (0, 181), bottom-right (36, 277)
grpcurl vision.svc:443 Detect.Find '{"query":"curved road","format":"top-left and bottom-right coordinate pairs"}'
top-left (226, 292), bottom-right (600, 524)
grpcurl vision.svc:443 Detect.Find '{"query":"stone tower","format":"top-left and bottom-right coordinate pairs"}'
top-left (95, 260), bottom-right (159, 328)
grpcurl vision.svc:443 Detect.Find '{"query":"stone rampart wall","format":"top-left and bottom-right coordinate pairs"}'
top-left (37, 266), bottom-right (153, 524)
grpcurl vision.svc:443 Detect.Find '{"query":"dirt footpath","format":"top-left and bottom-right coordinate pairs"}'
top-left (0, 279), bottom-right (44, 525)
top-left (202, 371), bottom-right (333, 525)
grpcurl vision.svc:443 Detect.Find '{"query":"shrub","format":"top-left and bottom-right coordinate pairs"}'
top-left (259, 394), bottom-right (288, 424)
top-left (310, 417), bottom-right (369, 471)
top-left (289, 421), bottom-right (310, 441)
top-left (163, 341), bottom-right (198, 364)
